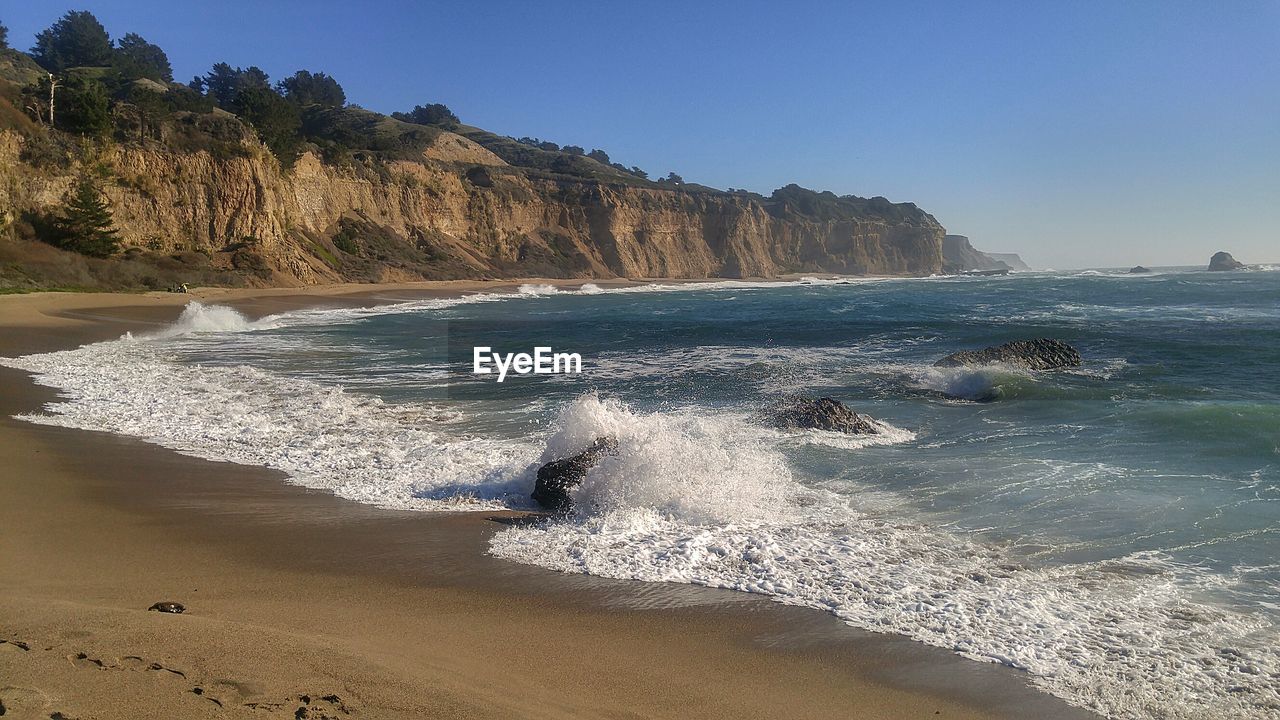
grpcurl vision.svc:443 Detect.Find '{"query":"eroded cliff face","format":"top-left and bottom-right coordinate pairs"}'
top-left (0, 130), bottom-right (945, 286)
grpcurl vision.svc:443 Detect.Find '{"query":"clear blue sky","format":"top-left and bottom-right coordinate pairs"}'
top-left (5, 1), bottom-right (1278, 268)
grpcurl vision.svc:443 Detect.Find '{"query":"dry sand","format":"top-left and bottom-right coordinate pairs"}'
top-left (0, 282), bottom-right (1099, 719)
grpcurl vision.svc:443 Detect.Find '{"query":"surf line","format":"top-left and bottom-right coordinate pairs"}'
top-left (472, 346), bottom-right (583, 382)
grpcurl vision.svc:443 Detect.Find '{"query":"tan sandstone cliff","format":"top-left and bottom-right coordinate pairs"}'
top-left (0, 128), bottom-right (945, 288)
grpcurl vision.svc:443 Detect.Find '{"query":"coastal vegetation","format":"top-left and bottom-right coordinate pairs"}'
top-left (0, 9), bottom-right (945, 292)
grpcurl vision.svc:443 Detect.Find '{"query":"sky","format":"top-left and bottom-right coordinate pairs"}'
top-left (4, 1), bottom-right (1278, 268)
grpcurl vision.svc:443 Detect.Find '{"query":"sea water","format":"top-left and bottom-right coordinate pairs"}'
top-left (5, 268), bottom-right (1278, 719)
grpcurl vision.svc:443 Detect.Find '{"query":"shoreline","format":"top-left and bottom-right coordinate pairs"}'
top-left (0, 281), bottom-right (1097, 719)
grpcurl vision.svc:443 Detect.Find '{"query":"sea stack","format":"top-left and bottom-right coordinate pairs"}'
top-left (1208, 252), bottom-right (1246, 271)
top-left (1129, 266), bottom-right (1150, 274)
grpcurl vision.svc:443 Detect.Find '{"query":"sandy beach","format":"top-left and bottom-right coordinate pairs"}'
top-left (0, 282), bottom-right (1099, 720)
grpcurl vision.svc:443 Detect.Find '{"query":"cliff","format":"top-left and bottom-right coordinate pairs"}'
top-left (0, 41), bottom-right (946, 291)
top-left (942, 234), bottom-right (1016, 273)
top-left (986, 252), bottom-right (1030, 271)
top-left (0, 127), bottom-right (946, 289)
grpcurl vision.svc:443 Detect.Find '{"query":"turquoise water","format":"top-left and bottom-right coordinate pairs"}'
top-left (8, 268), bottom-right (1279, 718)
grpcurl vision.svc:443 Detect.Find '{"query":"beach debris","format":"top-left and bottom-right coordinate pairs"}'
top-left (1208, 251), bottom-right (1246, 271)
top-left (933, 339), bottom-right (1081, 370)
top-left (147, 601), bottom-right (185, 614)
top-left (532, 436), bottom-right (618, 512)
top-left (1129, 266), bottom-right (1151, 273)
top-left (765, 396), bottom-right (880, 435)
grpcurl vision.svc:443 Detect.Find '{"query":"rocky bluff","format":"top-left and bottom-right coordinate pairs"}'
top-left (0, 126), bottom-right (945, 287)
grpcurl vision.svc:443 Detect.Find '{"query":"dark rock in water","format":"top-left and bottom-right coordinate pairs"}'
top-left (1129, 266), bottom-right (1150, 274)
top-left (531, 437), bottom-right (618, 512)
top-left (767, 396), bottom-right (880, 435)
top-left (934, 339), bottom-right (1082, 370)
top-left (1208, 251), bottom-right (1246, 271)
top-left (148, 601), bottom-right (185, 614)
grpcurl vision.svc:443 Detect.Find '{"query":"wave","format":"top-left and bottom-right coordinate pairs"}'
top-left (3, 322), bottom-right (537, 511)
top-left (905, 363), bottom-right (1042, 402)
top-left (493, 495), bottom-right (1280, 720)
top-left (6, 288), bottom-right (1280, 720)
top-left (156, 301), bottom-right (265, 335)
top-left (495, 395), bottom-right (1279, 719)
top-left (544, 394), bottom-right (797, 524)
top-left (518, 283), bottom-right (561, 295)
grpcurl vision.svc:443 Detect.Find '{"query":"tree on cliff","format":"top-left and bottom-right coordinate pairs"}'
top-left (279, 70), bottom-right (346, 107)
top-left (31, 10), bottom-right (114, 71)
top-left (54, 176), bottom-right (121, 257)
top-left (0, 21), bottom-right (9, 50)
top-left (65, 76), bottom-right (110, 135)
top-left (391, 103), bottom-right (459, 129)
top-left (119, 84), bottom-right (169, 141)
top-left (36, 74), bottom-right (110, 136)
top-left (113, 32), bottom-right (172, 82)
top-left (197, 63), bottom-right (270, 107)
top-left (232, 85), bottom-right (302, 162)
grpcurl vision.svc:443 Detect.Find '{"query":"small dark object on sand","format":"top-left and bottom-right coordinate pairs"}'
top-left (148, 601), bottom-right (185, 614)
top-left (532, 437), bottom-right (618, 512)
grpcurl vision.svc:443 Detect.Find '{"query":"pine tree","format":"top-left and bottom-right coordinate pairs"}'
top-left (56, 176), bottom-right (120, 257)
top-left (31, 11), bottom-right (114, 72)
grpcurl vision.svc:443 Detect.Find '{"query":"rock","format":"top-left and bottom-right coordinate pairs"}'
top-left (531, 437), bottom-right (618, 512)
top-left (767, 396), bottom-right (880, 435)
top-left (1129, 266), bottom-right (1150, 274)
top-left (148, 601), bottom-right (185, 614)
top-left (934, 339), bottom-right (1082, 370)
top-left (1208, 251), bottom-right (1246, 271)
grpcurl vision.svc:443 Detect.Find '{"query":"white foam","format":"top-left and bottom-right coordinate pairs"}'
top-left (544, 395), bottom-right (797, 525)
top-left (156, 301), bottom-right (263, 335)
top-left (491, 504), bottom-right (1280, 720)
top-left (783, 421), bottom-right (917, 450)
top-left (3, 327), bottom-right (538, 511)
top-left (6, 289), bottom-right (1278, 720)
top-left (518, 283), bottom-right (561, 295)
top-left (908, 363), bottom-right (1033, 401)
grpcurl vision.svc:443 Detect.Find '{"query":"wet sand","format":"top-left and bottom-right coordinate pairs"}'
top-left (0, 282), bottom-right (1098, 719)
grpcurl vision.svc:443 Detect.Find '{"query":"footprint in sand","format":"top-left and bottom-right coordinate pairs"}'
top-left (66, 652), bottom-right (105, 670)
top-left (0, 639), bottom-right (31, 652)
top-left (0, 685), bottom-right (53, 716)
top-left (243, 692), bottom-right (353, 717)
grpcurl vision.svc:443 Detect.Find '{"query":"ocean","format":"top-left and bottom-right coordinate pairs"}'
top-left (6, 268), bottom-right (1279, 719)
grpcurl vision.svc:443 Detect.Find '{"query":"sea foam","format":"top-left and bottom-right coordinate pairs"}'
top-left (4, 285), bottom-right (1278, 720)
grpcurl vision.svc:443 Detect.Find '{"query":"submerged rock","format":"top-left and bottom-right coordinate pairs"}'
top-left (1208, 251), bottom-right (1246, 271)
top-left (767, 396), bottom-right (880, 435)
top-left (531, 437), bottom-right (618, 512)
top-left (1129, 266), bottom-right (1150, 274)
top-left (148, 601), bottom-right (185, 614)
top-left (934, 339), bottom-right (1082, 370)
